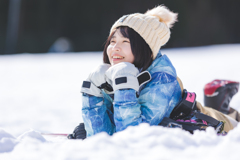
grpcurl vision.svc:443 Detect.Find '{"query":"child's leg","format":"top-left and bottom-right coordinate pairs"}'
top-left (228, 107), bottom-right (240, 122)
top-left (225, 114), bottom-right (238, 128)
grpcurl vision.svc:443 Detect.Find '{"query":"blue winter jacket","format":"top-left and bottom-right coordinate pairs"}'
top-left (82, 51), bottom-right (182, 137)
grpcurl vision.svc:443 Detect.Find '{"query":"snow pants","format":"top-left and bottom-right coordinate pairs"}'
top-left (177, 77), bottom-right (238, 132)
top-left (196, 102), bottom-right (237, 132)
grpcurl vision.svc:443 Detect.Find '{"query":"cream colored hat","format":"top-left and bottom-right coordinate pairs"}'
top-left (110, 5), bottom-right (178, 60)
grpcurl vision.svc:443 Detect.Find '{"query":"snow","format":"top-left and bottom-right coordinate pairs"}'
top-left (0, 44), bottom-right (240, 159)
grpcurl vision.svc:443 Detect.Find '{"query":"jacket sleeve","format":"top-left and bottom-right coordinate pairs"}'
top-left (139, 72), bottom-right (182, 125)
top-left (113, 72), bottom-right (182, 132)
top-left (82, 93), bottom-right (115, 137)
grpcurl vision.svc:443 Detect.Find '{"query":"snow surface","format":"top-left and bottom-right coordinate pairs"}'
top-left (0, 44), bottom-right (240, 159)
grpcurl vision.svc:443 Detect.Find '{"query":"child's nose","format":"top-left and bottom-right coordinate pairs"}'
top-left (112, 43), bottom-right (121, 51)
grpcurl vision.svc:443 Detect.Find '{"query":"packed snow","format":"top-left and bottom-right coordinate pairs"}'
top-left (0, 44), bottom-right (240, 159)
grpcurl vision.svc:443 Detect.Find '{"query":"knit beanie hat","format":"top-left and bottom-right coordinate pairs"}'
top-left (110, 5), bottom-right (178, 60)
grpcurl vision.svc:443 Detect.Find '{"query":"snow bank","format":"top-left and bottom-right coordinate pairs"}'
top-left (0, 129), bottom-right (18, 153)
top-left (1, 124), bottom-right (240, 159)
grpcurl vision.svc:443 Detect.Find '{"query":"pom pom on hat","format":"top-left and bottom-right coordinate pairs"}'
top-left (145, 5), bottom-right (178, 28)
top-left (110, 5), bottom-right (178, 60)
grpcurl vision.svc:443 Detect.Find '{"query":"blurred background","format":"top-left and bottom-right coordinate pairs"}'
top-left (0, 0), bottom-right (240, 55)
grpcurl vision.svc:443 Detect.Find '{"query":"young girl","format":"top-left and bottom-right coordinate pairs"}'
top-left (72, 5), bottom-right (238, 138)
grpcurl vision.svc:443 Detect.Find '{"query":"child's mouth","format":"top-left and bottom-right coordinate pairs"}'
top-left (112, 56), bottom-right (124, 61)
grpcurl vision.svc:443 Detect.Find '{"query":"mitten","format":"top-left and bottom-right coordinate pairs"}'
top-left (81, 64), bottom-right (111, 97)
top-left (105, 62), bottom-right (140, 91)
top-left (67, 123), bottom-right (86, 140)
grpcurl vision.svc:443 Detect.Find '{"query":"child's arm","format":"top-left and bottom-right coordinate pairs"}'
top-left (82, 93), bottom-right (115, 137)
top-left (113, 72), bottom-right (181, 131)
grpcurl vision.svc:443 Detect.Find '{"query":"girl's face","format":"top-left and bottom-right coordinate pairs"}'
top-left (107, 29), bottom-right (134, 66)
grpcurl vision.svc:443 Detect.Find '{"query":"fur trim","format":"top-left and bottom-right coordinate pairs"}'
top-left (145, 5), bottom-right (178, 28)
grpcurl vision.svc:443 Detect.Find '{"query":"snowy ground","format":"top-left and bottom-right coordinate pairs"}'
top-left (0, 44), bottom-right (240, 159)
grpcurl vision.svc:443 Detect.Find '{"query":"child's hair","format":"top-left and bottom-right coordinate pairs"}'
top-left (103, 26), bottom-right (153, 71)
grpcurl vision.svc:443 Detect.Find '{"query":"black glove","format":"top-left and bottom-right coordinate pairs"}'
top-left (67, 123), bottom-right (86, 140)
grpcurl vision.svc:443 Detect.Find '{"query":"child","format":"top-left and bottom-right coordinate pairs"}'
top-left (69, 5), bottom-right (238, 139)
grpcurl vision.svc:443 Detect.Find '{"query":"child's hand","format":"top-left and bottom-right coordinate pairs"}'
top-left (81, 63), bottom-right (111, 97)
top-left (105, 62), bottom-right (139, 91)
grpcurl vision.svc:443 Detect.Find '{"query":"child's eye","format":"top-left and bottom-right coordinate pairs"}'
top-left (123, 40), bottom-right (130, 43)
top-left (110, 40), bottom-right (116, 43)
